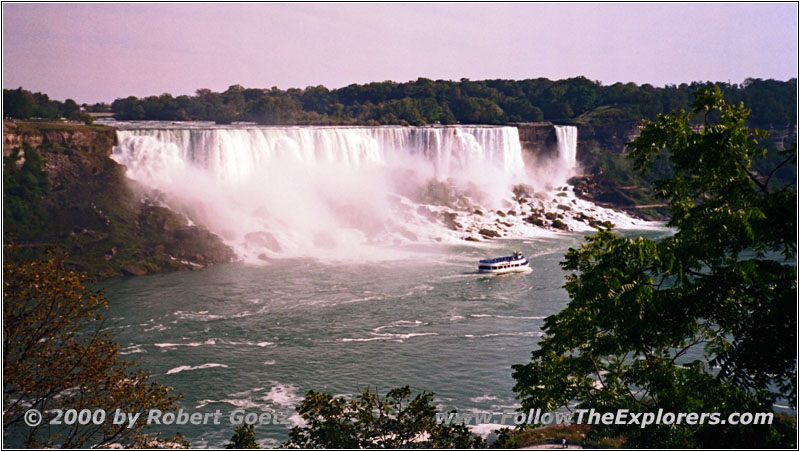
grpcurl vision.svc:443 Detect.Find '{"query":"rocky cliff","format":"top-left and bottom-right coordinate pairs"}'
top-left (3, 121), bottom-right (118, 156)
top-left (514, 122), bottom-right (558, 157)
top-left (3, 121), bottom-right (235, 278)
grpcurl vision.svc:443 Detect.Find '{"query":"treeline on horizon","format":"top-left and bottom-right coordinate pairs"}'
top-left (3, 76), bottom-right (797, 128)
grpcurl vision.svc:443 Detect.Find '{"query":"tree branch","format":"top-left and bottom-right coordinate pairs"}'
top-left (764, 153), bottom-right (795, 190)
top-left (739, 162), bottom-right (769, 195)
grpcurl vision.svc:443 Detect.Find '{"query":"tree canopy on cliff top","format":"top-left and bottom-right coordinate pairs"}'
top-left (5, 77), bottom-right (796, 128)
top-left (107, 77), bottom-right (796, 127)
top-left (512, 86), bottom-right (797, 447)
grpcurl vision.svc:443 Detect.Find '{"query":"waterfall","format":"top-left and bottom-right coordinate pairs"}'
top-left (108, 122), bottom-right (634, 260)
top-left (112, 124), bottom-right (535, 259)
top-left (114, 126), bottom-right (526, 184)
top-left (554, 126), bottom-right (577, 173)
top-left (552, 125), bottom-right (578, 187)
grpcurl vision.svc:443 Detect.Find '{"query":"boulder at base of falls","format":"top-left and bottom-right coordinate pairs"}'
top-left (441, 212), bottom-right (462, 231)
top-left (479, 228), bottom-right (500, 238)
top-left (525, 215), bottom-right (545, 227)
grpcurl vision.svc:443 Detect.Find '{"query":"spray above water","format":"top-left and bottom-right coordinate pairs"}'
top-left (111, 123), bottom-right (583, 261)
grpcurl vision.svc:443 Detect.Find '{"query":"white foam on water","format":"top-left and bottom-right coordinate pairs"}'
top-left (464, 332), bottom-right (543, 338)
top-left (340, 332), bottom-right (439, 343)
top-left (155, 338), bottom-right (217, 348)
top-left (470, 314), bottom-right (546, 320)
top-left (154, 337), bottom-right (274, 349)
top-left (143, 323), bottom-right (168, 332)
top-left (166, 363), bottom-right (229, 375)
top-left (373, 320), bottom-right (424, 332)
top-left (263, 382), bottom-right (302, 408)
top-left (119, 344), bottom-right (145, 355)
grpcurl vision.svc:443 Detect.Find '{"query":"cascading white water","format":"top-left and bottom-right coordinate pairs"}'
top-left (553, 125), bottom-right (578, 187)
top-left (114, 126), bottom-right (526, 184)
top-left (111, 123), bottom-right (590, 260)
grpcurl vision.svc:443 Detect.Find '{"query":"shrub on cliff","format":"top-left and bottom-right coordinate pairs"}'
top-left (3, 144), bottom-right (50, 237)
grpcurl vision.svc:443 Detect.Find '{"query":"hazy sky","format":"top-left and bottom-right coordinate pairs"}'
top-left (2, 3), bottom-right (797, 103)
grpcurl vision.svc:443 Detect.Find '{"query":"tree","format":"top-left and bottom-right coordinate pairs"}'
top-left (61, 99), bottom-right (82, 120)
top-left (3, 246), bottom-right (182, 448)
top-left (3, 88), bottom-right (35, 119)
top-left (111, 96), bottom-right (145, 120)
top-left (512, 86), bottom-right (796, 448)
top-left (226, 424), bottom-right (259, 449)
top-left (284, 386), bottom-right (486, 448)
top-left (94, 77), bottom-right (794, 127)
top-left (500, 97), bottom-right (539, 122)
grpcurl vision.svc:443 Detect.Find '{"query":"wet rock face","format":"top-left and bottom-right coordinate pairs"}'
top-left (441, 212), bottom-right (462, 231)
top-left (514, 123), bottom-right (559, 159)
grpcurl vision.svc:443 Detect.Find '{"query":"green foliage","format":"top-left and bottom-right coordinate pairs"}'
top-left (82, 102), bottom-right (110, 113)
top-left (3, 144), bottom-right (50, 236)
top-left (512, 87), bottom-right (797, 448)
top-left (4, 87), bottom-right (35, 119)
top-left (5, 78), bottom-right (796, 127)
top-left (284, 386), bottom-right (486, 448)
top-left (2, 88), bottom-right (85, 120)
top-left (61, 99), bottom-right (82, 120)
top-left (225, 424), bottom-right (259, 449)
top-left (3, 245), bottom-right (181, 447)
top-left (96, 77), bottom-right (796, 128)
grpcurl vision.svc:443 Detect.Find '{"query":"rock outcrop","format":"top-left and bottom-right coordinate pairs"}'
top-left (3, 121), bottom-right (117, 157)
top-left (514, 122), bottom-right (558, 161)
top-left (3, 121), bottom-right (235, 278)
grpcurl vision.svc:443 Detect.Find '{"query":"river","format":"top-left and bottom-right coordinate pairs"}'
top-left (102, 230), bottom-right (667, 447)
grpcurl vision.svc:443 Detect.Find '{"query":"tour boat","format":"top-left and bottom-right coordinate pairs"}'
top-left (478, 251), bottom-right (530, 274)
